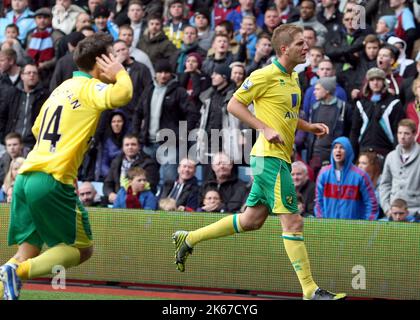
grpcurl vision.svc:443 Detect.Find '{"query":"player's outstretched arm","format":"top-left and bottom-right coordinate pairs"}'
top-left (96, 53), bottom-right (133, 108)
top-left (227, 96), bottom-right (284, 145)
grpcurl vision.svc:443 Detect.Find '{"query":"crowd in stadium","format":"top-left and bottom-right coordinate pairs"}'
top-left (0, 0), bottom-right (419, 222)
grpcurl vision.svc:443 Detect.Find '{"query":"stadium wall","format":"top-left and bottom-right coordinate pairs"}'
top-left (1, 204), bottom-right (419, 299)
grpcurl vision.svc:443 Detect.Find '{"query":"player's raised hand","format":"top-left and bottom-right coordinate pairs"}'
top-left (310, 123), bottom-right (329, 138)
top-left (262, 127), bottom-right (285, 145)
top-left (96, 53), bottom-right (124, 83)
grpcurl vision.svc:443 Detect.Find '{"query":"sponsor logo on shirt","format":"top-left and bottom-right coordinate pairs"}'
top-left (242, 79), bottom-right (253, 90)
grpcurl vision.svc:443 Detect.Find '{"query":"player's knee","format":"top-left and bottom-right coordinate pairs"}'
top-left (79, 246), bottom-right (94, 264)
top-left (280, 214), bottom-right (303, 232)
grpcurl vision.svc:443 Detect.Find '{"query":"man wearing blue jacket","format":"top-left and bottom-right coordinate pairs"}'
top-left (315, 136), bottom-right (379, 220)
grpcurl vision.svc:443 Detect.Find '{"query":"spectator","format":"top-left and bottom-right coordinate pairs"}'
top-left (127, 0), bottom-right (147, 48)
top-left (212, 0), bottom-right (237, 27)
top-left (301, 59), bottom-right (348, 120)
top-left (92, 4), bottom-right (119, 40)
top-left (387, 36), bottom-right (414, 77)
top-left (0, 132), bottom-right (27, 186)
top-left (405, 77), bottom-right (420, 143)
top-left (85, 0), bottom-right (103, 16)
top-left (317, 0), bottom-right (342, 34)
top-left (113, 166), bottom-right (158, 210)
top-left (78, 181), bottom-right (101, 207)
top-left (133, 59), bottom-right (199, 182)
top-left (315, 136), bottom-right (379, 220)
top-left (52, 0), bottom-right (86, 35)
top-left (202, 34), bottom-right (235, 77)
top-left (380, 198), bottom-right (418, 222)
top-left (306, 76), bottom-right (353, 174)
top-left (324, 9), bottom-right (372, 75)
top-left (375, 15), bottom-right (396, 42)
top-left (0, 24), bottom-right (28, 66)
top-left (213, 20), bottom-right (240, 56)
top-left (197, 188), bottom-right (225, 212)
top-left (26, 7), bottom-right (64, 84)
top-left (197, 64), bottom-right (242, 167)
top-left (49, 31), bottom-right (85, 91)
top-left (298, 46), bottom-right (324, 93)
top-left (379, 119), bottom-right (420, 217)
top-left (258, 6), bottom-right (280, 39)
top-left (389, 0), bottom-right (417, 57)
top-left (159, 197), bottom-right (177, 211)
top-left (164, 0), bottom-right (189, 49)
top-left (350, 67), bottom-right (405, 158)
top-left (103, 134), bottom-right (159, 205)
top-left (178, 52), bottom-right (211, 108)
top-left (226, 0), bottom-right (264, 32)
top-left (159, 158), bottom-right (200, 212)
top-left (230, 61), bottom-right (246, 88)
top-left (0, 156), bottom-right (24, 202)
top-left (291, 161), bottom-right (315, 217)
top-left (0, 63), bottom-right (49, 148)
top-left (0, 0), bottom-right (36, 43)
top-left (193, 9), bottom-right (214, 52)
top-left (375, 44), bottom-right (403, 96)
top-left (274, 0), bottom-right (300, 24)
top-left (200, 152), bottom-right (248, 213)
top-left (118, 24), bottom-right (155, 77)
top-left (0, 48), bottom-right (21, 87)
top-left (175, 25), bottom-right (207, 74)
top-left (96, 110), bottom-right (128, 181)
top-left (234, 15), bottom-right (258, 62)
top-left (346, 34), bottom-right (380, 100)
top-left (401, 53), bottom-right (420, 107)
top-left (294, 0), bottom-right (328, 47)
top-left (138, 13), bottom-right (178, 69)
top-left (112, 39), bottom-right (152, 128)
top-left (110, 0), bottom-right (130, 27)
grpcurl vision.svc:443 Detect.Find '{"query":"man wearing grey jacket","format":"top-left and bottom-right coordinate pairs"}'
top-left (379, 119), bottom-right (420, 217)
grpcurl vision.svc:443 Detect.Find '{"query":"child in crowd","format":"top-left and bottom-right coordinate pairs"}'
top-left (1, 157), bottom-right (25, 203)
top-left (0, 24), bottom-right (27, 65)
top-left (159, 197), bottom-right (177, 211)
top-left (113, 167), bottom-right (157, 210)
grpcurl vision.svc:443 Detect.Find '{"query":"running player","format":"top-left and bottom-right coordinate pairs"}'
top-left (172, 24), bottom-right (346, 300)
top-left (0, 33), bottom-right (133, 300)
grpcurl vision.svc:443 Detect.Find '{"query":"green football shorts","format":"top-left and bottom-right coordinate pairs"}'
top-left (246, 156), bottom-right (298, 215)
top-left (8, 171), bottom-right (93, 249)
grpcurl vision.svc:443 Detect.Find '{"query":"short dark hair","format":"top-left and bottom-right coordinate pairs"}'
top-left (303, 26), bottom-right (316, 37)
top-left (22, 63), bottom-right (38, 73)
top-left (301, 0), bottom-right (316, 9)
top-left (73, 33), bottom-right (114, 72)
top-left (147, 13), bottom-right (163, 24)
top-left (391, 198), bottom-right (408, 210)
top-left (123, 133), bottom-right (140, 143)
top-left (218, 20), bottom-right (234, 36)
top-left (6, 23), bottom-right (19, 35)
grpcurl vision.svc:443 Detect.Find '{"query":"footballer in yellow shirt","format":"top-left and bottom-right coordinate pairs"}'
top-left (0, 34), bottom-right (133, 300)
top-left (172, 25), bottom-right (346, 300)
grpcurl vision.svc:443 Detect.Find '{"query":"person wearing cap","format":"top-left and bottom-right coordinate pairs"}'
top-left (178, 51), bottom-right (211, 108)
top-left (52, 0), bottom-right (86, 35)
top-left (193, 8), bottom-right (215, 52)
top-left (350, 67), bottom-right (405, 159)
top-left (138, 13), bottom-right (178, 69)
top-left (225, 0), bottom-right (264, 32)
top-left (25, 8), bottom-right (64, 76)
top-left (0, 0), bottom-right (36, 44)
top-left (196, 63), bottom-right (240, 167)
top-left (132, 59), bottom-right (199, 182)
top-left (92, 4), bottom-right (119, 40)
top-left (49, 31), bottom-right (85, 91)
top-left (163, 0), bottom-right (189, 49)
top-left (306, 76), bottom-right (353, 175)
top-left (376, 15), bottom-right (396, 43)
top-left (175, 25), bottom-right (207, 74)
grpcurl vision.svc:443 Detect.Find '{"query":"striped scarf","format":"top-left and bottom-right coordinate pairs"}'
top-left (27, 27), bottom-right (54, 64)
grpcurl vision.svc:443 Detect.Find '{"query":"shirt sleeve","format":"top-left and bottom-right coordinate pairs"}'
top-left (82, 69), bottom-right (133, 111)
top-left (233, 70), bottom-right (267, 107)
top-left (402, 9), bottom-right (416, 30)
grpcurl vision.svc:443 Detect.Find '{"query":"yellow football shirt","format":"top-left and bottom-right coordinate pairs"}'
top-left (19, 70), bottom-right (133, 185)
top-left (233, 58), bottom-right (301, 163)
